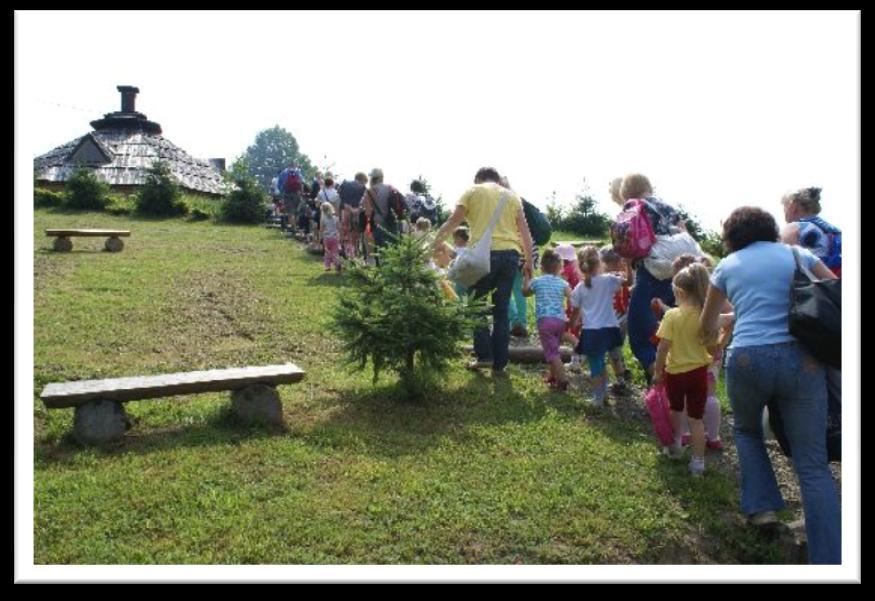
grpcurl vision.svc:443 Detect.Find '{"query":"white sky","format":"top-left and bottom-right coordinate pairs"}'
top-left (16, 10), bottom-right (859, 232)
top-left (14, 10), bottom-right (861, 582)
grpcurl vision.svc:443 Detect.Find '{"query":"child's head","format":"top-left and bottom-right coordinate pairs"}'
top-left (555, 243), bottom-right (577, 265)
top-left (698, 254), bottom-right (714, 269)
top-left (620, 173), bottom-right (653, 201)
top-left (671, 253), bottom-right (699, 276)
top-left (453, 227), bottom-right (469, 247)
top-left (609, 177), bottom-right (624, 206)
top-left (672, 262), bottom-right (710, 308)
top-left (320, 202), bottom-right (334, 217)
top-left (577, 245), bottom-right (602, 287)
top-left (599, 245), bottom-right (622, 271)
top-left (416, 217), bottom-right (431, 232)
top-left (540, 248), bottom-right (562, 275)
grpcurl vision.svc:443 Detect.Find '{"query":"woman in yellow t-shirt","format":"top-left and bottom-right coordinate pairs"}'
top-left (652, 263), bottom-right (713, 478)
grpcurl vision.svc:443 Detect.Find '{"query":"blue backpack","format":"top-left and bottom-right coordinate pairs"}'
top-left (799, 216), bottom-right (841, 272)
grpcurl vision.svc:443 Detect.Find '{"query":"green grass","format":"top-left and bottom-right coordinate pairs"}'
top-left (33, 209), bottom-right (775, 564)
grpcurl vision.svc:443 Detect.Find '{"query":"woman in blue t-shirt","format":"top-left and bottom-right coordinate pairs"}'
top-left (700, 206), bottom-right (840, 565)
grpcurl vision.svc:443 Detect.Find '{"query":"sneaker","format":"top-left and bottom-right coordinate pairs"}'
top-left (511, 324), bottom-right (529, 338)
top-left (551, 379), bottom-right (569, 392)
top-left (680, 434), bottom-right (692, 447)
top-left (466, 360), bottom-right (493, 371)
top-left (666, 443), bottom-right (685, 460)
top-left (748, 511), bottom-right (779, 527)
top-left (706, 439), bottom-right (724, 451)
top-left (689, 457), bottom-right (705, 478)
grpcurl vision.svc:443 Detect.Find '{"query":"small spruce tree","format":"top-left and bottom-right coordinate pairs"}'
top-left (332, 234), bottom-right (483, 399)
top-left (136, 160), bottom-right (187, 217)
top-left (64, 168), bottom-right (109, 211)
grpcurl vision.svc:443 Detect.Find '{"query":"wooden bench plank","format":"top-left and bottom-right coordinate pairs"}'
top-left (41, 363), bottom-right (305, 408)
top-left (46, 229), bottom-right (131, 237)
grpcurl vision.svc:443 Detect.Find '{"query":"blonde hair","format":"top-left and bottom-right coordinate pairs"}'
top-left (416, 217), bottom-right (431, 231)
top-left (320, 202), bottom-right (335, 217)
top-left (783, 187), bottom-right (822, 216)
top-left (671, 253), bottom-right (699, 276)
top-left (672, 263), bottom-right (710, 309)
top-left (577, 245), bottom-right (601, 288)
top-left (609, 177), bottom-right (624, 205)
top-left (620, 173), bottom-right (653, 201)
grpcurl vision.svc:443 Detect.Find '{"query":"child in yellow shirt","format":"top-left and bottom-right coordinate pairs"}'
top-left (653, 263), bottom-right (712, 477)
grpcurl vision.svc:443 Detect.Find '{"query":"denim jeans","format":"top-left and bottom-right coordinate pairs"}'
top-left (508, 268), bottom-right (528, 329)
top-left (471, 250), bottom-right (520, 371)
top-left (628, 264), bottom-right (675, 371)
top-left (726, 341), bottom-right (841, 564)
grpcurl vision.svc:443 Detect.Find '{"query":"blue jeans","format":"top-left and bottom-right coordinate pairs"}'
top-left (471, 250), bottom-right (520, 371)
top-left (628, 264), bottom-right (675, 371)
top-left (508, 268), bottom-right (528, 329)
top-left (726, 342), bottom-right (841, 564)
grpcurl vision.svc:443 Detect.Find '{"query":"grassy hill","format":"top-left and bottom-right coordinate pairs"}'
top-left (32, 209), bottom-right (791, 564)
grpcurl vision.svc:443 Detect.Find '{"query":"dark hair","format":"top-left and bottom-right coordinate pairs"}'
top-left (354, 172), bottom-right (368, 183)
top-left (541, 248), bottom-right (562, 273)
top-left (410, 180), bottom-right (426, 194)
top-left (323, 177), bottom-right (334, 188)
top-left (474, 167), bottom-right (501, 184)
top-left (722, 206), bottom-right (779, 253)
top-left (453, 227), bottom-right (469, 242)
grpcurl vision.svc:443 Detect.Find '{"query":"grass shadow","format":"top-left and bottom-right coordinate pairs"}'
top-left (35, 405), bottom-right (290, 466)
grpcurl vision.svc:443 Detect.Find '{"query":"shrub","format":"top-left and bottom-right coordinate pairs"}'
top-left (188, 208), bottom-right (211, 221)
top-left (221, 176), bottom-right (266, 224)
top-left (64, 168), bottom-right (109, 210)
top-left (136, 161), bottom-right (188, 217)
top-left (34, 188), bottom-right (65, 208)
top-left (332, 235), bottom-right (483, 398)
top-left (105, 194), bottom-right (135, 216)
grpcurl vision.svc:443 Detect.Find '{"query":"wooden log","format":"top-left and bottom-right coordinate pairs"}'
top-left (40, 363), bottom-right (306, 409)
top-left (53, 237), bottom-right (72, 252)
top-left (463, 345), bottom-right (574, 364)
top-left (104, 237), bottom-right (124, 252)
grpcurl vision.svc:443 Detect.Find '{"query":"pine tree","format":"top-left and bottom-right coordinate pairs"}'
top-left (331, 234), bottom-right (484, 399)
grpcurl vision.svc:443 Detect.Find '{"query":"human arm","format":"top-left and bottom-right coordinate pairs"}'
top-left (700, 284), bottom-right (729, 347)
top-left (516, 207), bottom-right (535, 279)
top-left (522, 274), bottom-right (534, 297)
top-left (432, 205), bottom-right (467, 249)
top-left (653, 338), bottom-right (671, 386)
top-left (569, 307), bottom-right (582, 330)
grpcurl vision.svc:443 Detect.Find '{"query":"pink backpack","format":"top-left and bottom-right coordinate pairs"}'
top-left (644, 384), bottom-right (674, 446)
top-left (611, 199), bottom-right (656, 259)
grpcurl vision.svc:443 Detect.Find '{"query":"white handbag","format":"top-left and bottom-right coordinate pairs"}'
top-left (643, 231), bottom-right (703, 280)
top-left (448, 193), bottom-right (509, 287)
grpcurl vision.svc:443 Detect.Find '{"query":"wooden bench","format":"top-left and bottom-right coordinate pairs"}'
top-left (40, 363), bottom-right (306, 444)
top-left (46, 229), bottom-right (131, 252)
top-left (551, 240), bottom-right (605, 248)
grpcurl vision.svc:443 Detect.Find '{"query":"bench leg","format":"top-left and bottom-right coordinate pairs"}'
top-left (105, 236), bottom-right (124, 252)
top-left (53, 237), bottom-right (73, 252)
top-left (230, 384), bottom-right (284, 426)
top-left (73, 399), bottom-right (132, 445)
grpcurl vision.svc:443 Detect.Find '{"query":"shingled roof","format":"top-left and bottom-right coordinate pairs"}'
top-left (34, 86), bottom-right (231, 197)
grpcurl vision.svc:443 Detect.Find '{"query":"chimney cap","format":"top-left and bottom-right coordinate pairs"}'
top-left (117, 85), bottom-right (140, 93)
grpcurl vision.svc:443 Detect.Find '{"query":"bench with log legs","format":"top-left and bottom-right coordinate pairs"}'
top-left (40, 363), bottom-right (305, 445)
top-left (46, 229), bottom-right (131, 252)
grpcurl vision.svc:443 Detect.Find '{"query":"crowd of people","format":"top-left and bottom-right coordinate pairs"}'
top-left (273, 164), bottom-right (843, 565)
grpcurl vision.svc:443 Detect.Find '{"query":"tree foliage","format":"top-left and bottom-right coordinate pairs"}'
top-left (136, 160), bottom-right (188, 217)
top-left (64, 168), bottom-right (109, 211)
top-left (222, 163), bottom-right (268, 224)
top-left (238, 126), bottom-right (315, 192)
top-left (331, 235), bottom-right (483, 398)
